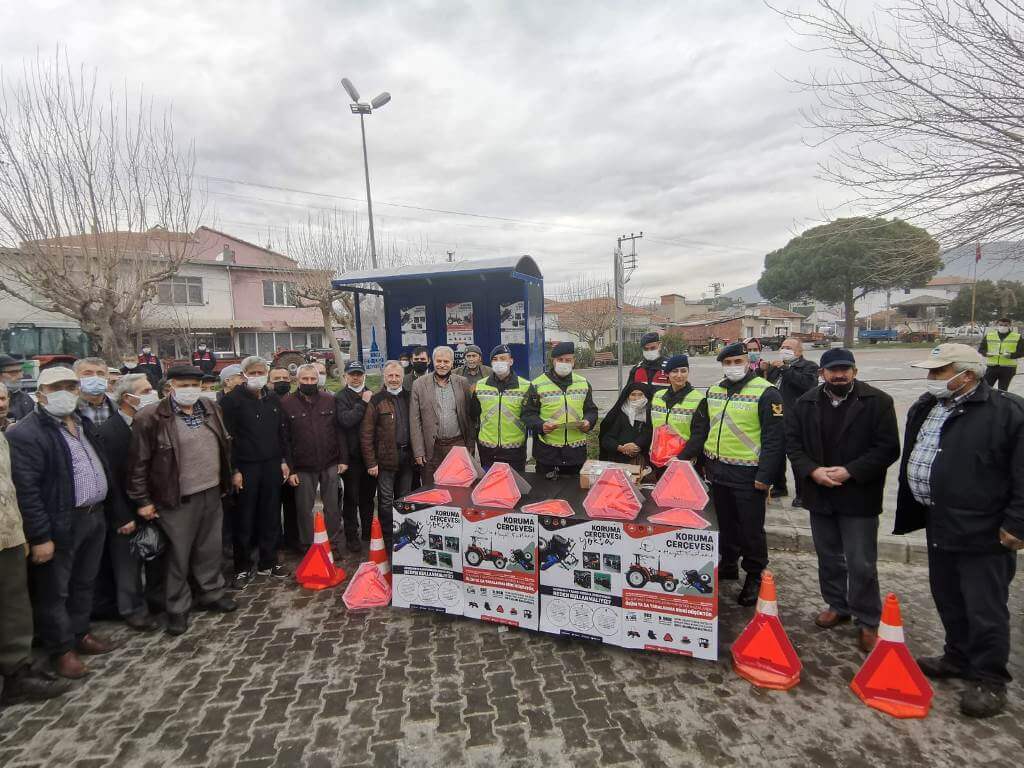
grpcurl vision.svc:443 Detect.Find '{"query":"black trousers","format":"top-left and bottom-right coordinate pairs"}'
top-left (342, 460), bottom-right (377, 541)
top-left (479, 445), bottom-right (527, 474)
top-left (928, 544), bottom-right (1016, 685)
top-left (280, 483), bottom-right (300, 552)
top-left (711, 483), bottom-right (768, 575)
top-left (234, 459), bottom-right (283, 573)
top-left (28, 507), bottom-right (105, 655)
top-left (809, 513), bottom-right (881, 627)
top-left (0, 545), bottom-right (33, 676)
top-left (983, 365), bottom-right (1016, 391)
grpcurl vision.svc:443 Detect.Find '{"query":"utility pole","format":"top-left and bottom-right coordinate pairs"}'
top-left (614, 232), bottom-right (642, 390)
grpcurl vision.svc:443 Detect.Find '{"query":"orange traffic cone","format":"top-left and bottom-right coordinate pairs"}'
top-left (731, 571), bottom-right (802, 690)
top-left (850, 593), bottom-right (933, 718)
top-left (294, 510), bottom-right (346, 591)
top-left (368, 512), bottom-right (391, 585)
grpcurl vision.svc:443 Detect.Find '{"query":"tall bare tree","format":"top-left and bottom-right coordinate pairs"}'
top-left (774, 0), bottom-right (1024, 250)
top-left (0, 50), bottom-right (201, 358)
top-left (549, 276), bottom-right (648, 352)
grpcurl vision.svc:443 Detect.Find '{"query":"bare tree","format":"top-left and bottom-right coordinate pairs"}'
top-left (0, 50), bottom-right (201, 359)
top-left (775, 0), bottom-right (1024, 250)
top-left (549, 276), bottom-right (648, 352)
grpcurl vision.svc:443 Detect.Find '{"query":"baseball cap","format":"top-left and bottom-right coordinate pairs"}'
top-left (37, 367), bottom-right (78, 387)
top-left (819, 348), bottom-right (856, 370)
top-left (910, 343), bottom-right (985, 369)
top-left (345, 360), bottom-right (366, 374)
top-left (219, 364), bottom-right (242, 382)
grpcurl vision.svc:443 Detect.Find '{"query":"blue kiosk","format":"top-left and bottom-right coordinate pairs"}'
top-left (332, 255), bottom-right (546, 379)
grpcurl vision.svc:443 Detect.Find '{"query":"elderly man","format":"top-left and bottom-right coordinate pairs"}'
top-left (765, 337), bottom-right (820, 505)
top-left (362, 361), bottom-right (414, 545)
top-left (411, 346), bottom-right (474, 486)
top-left (455, 344), bottom-right (492, 388)
top-left (895, 344), bottom-right (1024, 718)
top-left (0, 382), bottom-right (13, 432)
top-left (281, 364), bottom-right (348, 554)
top-left (7, 367), bottom-right (116, 678)
top-left (220, 356), bottom-right (290, 588)
top-left (471, 345), bottom-right (530, 472)
top-left (74, 357), bottom-right (116, 427)
top-left (217, 364), bottom-right (244, 403)
top-left (0, 355), bottom-right (34, 421)
top-left (703, 341), bottom-right (785, 606)
top-left (787, 349), bottom-right (900, 652)
top-left (403, 346), bottom-right (430, 392)
top-left (522, 342), bottom-right (599, 476)
top-left (95, 373), bottom-right (161, 631)
top-left (336, 360), bottom-right (377, 549)
top-left (268, 365), bottom-right (299, 553)
top-left (128, 366), bottom-right (236, 635)
top-left (626, 332), bottom-right (669, 389)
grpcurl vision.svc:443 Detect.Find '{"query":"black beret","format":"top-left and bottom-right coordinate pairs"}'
top-left (716, 342), bottom-right (746, 362)
top-left (490, 344), bottom-right (512, 359)
top-left (551, 341), bottom-right (575, 357)
top-left (640, 332), bottom-right (660, 346)
top-left (663, 354), bottom-right (689, 372)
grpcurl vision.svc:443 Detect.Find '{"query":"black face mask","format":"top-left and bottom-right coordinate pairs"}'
top-left (272, 381), bottom-right (291, 396)
top-left (825, 381), bottom-right (853, 397)
top-left (412, 361), bottom-right (429, 375)
top-left (298, 383), bottom-right (319, 397)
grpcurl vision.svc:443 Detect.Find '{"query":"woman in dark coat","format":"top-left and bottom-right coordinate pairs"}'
top-left (598, 383), bottom-right (652, 465)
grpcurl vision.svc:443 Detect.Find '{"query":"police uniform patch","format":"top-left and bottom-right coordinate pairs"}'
top-left (771, 403), bottom-right (784, 416)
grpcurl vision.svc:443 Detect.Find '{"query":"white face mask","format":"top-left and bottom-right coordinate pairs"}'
top-left (400, 360), bottom-right (409, 369)
top-left (926, 371), bottom-right (965, 399)
top-left (492, 360), bottom-right (512, 377)
top-left (41, 390), bottom-right (78, 417)
top-left (141, 348), bottom-right (151, 355)
top-left (996, 325), bottom-right (1010, 333)
top-left (173, 387), bottom-right (202, 406)
top-left (198, 391), bottom-right (218, 402)
top-left (123, 361), bottom-right (138, 370)
top-left (348, 384), bottom-right (365, 393)
top-left (723, 364), bottom-right (747, 382)
top-left (134, 392), bottom-right (160, 409)
top-left (318, 374), bottom-right (327, 387)
top-left (553, 361), bottom-right (573, 377)
top-left (246, 375), bottom-right (268, 391)
top-left (642, 349), bottom-right (660, 362)
top-left (386, 385), bottom-right (403, 396)
top-left (628, 397), bottom-right (648, 410)
top-left (781, 349), bottom-right (796, 360)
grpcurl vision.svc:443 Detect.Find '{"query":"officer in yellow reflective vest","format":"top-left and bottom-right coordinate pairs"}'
top-left (470, 345), bottom-right (530, 472)
top-left (978, 317), bottom-right (1022, 391)
top-left (704, 342), bottom-right (785, 607)
top-left (649, 354), bottom-right (708, 465)
top-left (522, 342), bottom-right (599, 476)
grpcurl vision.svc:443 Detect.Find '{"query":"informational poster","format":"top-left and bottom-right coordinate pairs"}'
top-left (461, 508), bottom-right (539, 630)
top-left (391, 504), bottom-right (465, 615)
top-left (499, 300), bottom-right (526, 345)
top-left (400, 305), bottom-right (427, 347)
top-left (619, 523), bottom-right (719, 660)
top-left (445, 301), bottom-right (475, 346)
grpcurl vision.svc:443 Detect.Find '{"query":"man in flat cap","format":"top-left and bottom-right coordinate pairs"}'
top-left (703, 341), bottom-right (786, 606)
top-left (522, 341), bottom-right (599, 476)
top-left (455, 344), bottom-right (492, 389)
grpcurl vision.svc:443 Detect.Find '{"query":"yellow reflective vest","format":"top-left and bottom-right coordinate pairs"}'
top-left (985, 329), bottom-right (1020, 367)
top-left (651, 387), bottom-right (705, 441)
top-left (476, 377), bottom-right (529, 449)
top-left (531, 372), bottom-right (590, 448)
top-left (703, 377), bottom-right (774, 467)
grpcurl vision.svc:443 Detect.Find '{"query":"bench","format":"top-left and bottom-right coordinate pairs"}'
top-left (593, 351), bottom-right (616, 366)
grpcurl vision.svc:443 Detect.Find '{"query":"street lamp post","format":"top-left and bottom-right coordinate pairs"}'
top-left (342, 78), bottom-right (390, 270)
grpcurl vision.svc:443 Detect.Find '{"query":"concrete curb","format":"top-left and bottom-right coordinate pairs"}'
top-left (766, 524), bottom-right (930, 565)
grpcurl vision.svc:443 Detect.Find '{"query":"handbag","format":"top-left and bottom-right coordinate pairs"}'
top-left (129, 521), bottom-right (167, 561)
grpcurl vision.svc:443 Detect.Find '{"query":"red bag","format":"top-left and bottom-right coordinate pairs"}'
top-left (649, 424), bottom-right (687, 467)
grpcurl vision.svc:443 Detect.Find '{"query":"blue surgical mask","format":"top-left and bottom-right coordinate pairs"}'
top-left (80, 376), bottom-right (108, 396)
top-left (747, 351), bottom-right (760, 363)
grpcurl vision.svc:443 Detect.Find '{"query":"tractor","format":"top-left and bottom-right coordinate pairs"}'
top-left (393, 519), bottom-right (425, 551)
top-left (626, 554), bottom-right (678, 592)
top-left (464, 536), bottom-right (507, 568)
top-left (510, 547), bottom-right (534, 571)
top-left (538, 534), bottom-right (578, 571)
top-left (683, 569), bottom-right (713, 595)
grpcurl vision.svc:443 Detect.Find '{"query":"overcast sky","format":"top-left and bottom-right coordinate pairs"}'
top-left (0, 0), bottom-right (855, 300)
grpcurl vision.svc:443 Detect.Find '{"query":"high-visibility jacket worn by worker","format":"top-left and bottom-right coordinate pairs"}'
top-left (651, 387), bottom-right (705, 441)
top-left (985, 329), bottom-right (1020, 367)
top-left (704, 377), bottom-right (774, 466)
top-left (476, 377), bottom-right (530, 448)
top-left (532, 372), bottom-right (590, 448)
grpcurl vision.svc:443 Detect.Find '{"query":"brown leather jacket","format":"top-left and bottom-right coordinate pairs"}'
top-left (361, 389), bottom-right (412, 472)
top-left (128, 398), bottom-right (233, 510)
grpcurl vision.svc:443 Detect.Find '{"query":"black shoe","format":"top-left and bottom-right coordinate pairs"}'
top-left (916, 655), bottom-right (968, 680)
top-left (771, 487), bottom-right (789, 499)
top-left (960, 682), bottom-right (1007, 718)
top-left (791, 496), bottom-right (804, 509)
top-left (231, 571), bottom-right (253, 590)
top-left (124, 611), bottom-right (159, 632)
top-left (719, 564), bottom-right (739, 581)
top-left (257, 564), bottom-right (289, 579)
top-left (1, 667), bottom-right (73, 705)
top-left (198, 597), bottom-right (237, 613)
top-left (166, 612), bottom-right (189, 636)
top-left (737, 573), bottom-right (762, 607)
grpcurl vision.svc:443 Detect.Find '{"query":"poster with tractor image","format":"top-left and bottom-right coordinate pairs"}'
top-left (461, 508), bottom-right (539, 630)
top-left (619, 523), bottom-right (719, 660)
top-left (391, 504), bottom-right (465, 615)
top-left (538, 516), bottom-right (626, 645)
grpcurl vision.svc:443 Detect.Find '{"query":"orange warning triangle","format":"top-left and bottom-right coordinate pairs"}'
top-left (583, 468), bottom-right (643, 520)
top-left (433, 446), bottom-right (481, 487)
top-left (471, 462), bottom-right (526, 508)
top-left (649, 424), bottom-right (687, 467)
top-left (342, 561), bottom-right (392, 610)
top-left (403, 488), bottom-right (453, 505)
top-left (647, 507), bottom-right (711, 529)
top-left (294, 511), bottom-right (346, 590)
top-left (731, 572), bottom-right (801, 690)
top-left (521, 499), bottom-right (575, 518)
top-left (651, 460), bottom-right (709, 510)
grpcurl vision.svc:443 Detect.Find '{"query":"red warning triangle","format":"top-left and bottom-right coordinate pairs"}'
top-left (295, 545), bottom-right (346, 590)
top-left (403, 488), bottom-right (453, 505)
top-left (651, 460), bottom-right (709, 510)
top-left (433, 446), bottom-right (481, 487)
top-left (471, 462), bottom-right (529, 509)
top-left (343, 562), bottom-right (392, 609)
top-left (647, 507), bottom-right (711, 529)
top-left (521, 499), bottom-right (575, 518)
top-left (851, 643), bottom-right (933, 717)
top-left (583, 468), bottom-right (643, 520)
top-left (732, 615), bottom-right (802, 679)
top-left (649, 424), bottom-right (687, 467)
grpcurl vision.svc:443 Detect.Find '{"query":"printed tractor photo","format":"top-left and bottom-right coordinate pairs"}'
top-left (464, 536), bottom-right (507, 568)
top-left (393, 519), bottom-right (425, 551)
top-left (510, 548), bottom-right (534, 571)
top-left (626, 554), bottom-right (678, 592)
top-left (683, 569), bottom-right (713, 595)
top-left (538, 534), bottom-right (579, 571)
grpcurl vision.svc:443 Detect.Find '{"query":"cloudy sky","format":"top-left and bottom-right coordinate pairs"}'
top-left (0, 0), bottom-right (855, 300)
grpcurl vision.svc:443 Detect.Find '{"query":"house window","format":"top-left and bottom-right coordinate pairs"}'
top-left (263, 280), bottom-right (298, 307)
top-left (238, 332), bottom-right (257, 357)
top-left (309, 332), bottom-right (323, 349)
top-left (158, 276), bottom-right (203, 305)
top-left (214, 333), bottom-right (233, 353)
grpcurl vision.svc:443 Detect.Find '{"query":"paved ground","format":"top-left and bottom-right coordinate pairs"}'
top-left (1, 548), bottom-right (1021, 768)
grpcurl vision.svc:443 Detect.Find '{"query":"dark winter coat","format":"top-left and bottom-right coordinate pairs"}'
top-left (335, 386), bottom-right (370, 463)
top-left (280, 390), bottom-right (347, 473)
top-left (361, 389), bottom-right (412, 472)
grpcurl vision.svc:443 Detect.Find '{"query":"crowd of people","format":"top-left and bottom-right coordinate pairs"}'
top-left (0, 330), bottom-right (1021, 719)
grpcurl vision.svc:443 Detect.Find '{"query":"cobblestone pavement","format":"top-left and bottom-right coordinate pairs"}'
top-left (1, 549), bottom-right (1021, 768)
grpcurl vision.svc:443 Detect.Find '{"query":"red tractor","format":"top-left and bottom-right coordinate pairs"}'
top-left (626, 554), bottom-right (678, 592)
top-left (464, 536), bottom-right (507, 569)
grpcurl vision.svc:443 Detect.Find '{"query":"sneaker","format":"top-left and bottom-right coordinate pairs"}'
top-left (231, 571), bottom-right (253, 590)
top-left (960, 682), bottom-right (1007, 718)
top-left (257, 564), bottom-right (289, 579)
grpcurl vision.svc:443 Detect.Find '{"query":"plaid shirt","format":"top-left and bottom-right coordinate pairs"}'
top-left (171, 397), bottom-right (207, 429)
top-left (77, 396), bottom-right (114, 426)
top-left (46, 411), bottom-right (108, 507)
top-left (906, 386), bottom-right (978, 507)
